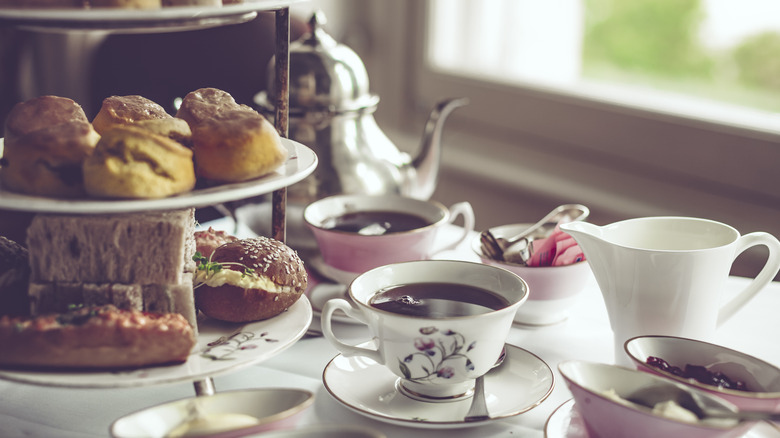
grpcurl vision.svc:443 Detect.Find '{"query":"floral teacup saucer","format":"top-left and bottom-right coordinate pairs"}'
top-left (322, 343), bottom-right (554, 429)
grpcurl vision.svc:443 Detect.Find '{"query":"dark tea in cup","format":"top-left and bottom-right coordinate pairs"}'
top-left (321, 210), bottom-right (431, 235)
top-left (368, 282), bottom-right (510, 317)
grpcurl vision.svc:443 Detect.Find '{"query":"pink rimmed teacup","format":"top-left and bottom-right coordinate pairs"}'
top-left (303, 194), bottom-right (474, 277)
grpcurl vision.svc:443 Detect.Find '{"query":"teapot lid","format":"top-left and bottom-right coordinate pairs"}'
top-left (261, 11), bottom-right (379, 115)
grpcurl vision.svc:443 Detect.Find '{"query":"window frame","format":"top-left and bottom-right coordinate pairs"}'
top-left (361, 1), bottom-right (779, 207)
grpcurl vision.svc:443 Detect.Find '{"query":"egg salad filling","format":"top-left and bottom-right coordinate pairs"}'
top-left (192, 251), bottom-right (294, 293)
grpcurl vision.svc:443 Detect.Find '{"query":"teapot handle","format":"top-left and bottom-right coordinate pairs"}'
top-left (718, 232), bottom-right (780, 326)
top-left (436, 202), bottom-right (476, 253)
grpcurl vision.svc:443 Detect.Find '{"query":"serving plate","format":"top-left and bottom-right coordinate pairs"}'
top-left (0, 138), bottom-right (316, 214)
top-left (0, 0), bottom-right (306, 32)
top-left (0, 295), bottom-right (312, 388)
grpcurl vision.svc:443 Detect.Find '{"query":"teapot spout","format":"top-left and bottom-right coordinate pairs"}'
top-left (409, 97), bottom-right (469, 200)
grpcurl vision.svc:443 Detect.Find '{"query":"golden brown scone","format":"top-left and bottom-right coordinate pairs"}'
top-left (194, 236), bottom-right (307, 322)
top-left (134, 117), bottom-right (193, 149)
top-left (83, 125), bottom-right (196, 199)
top-left (0, 305), bottom-right (195, 370)
top-left (92, 95), bottom-right (170, 135)
top-left (175, 87), bottom-right (253, 127)
top-left (191, 109), bottom-right (288, 182)
top-left (0, 0), bottom-right (86, 8)
top-left (1, 121), bottom-right (99, 198)
top-left (4, 95), bottom-right (90, 142)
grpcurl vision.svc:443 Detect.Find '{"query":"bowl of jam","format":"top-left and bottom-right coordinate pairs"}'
top-left (625, 335), bottom-right (780, 413)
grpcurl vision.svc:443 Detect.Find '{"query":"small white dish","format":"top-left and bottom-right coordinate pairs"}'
top-left (246, 424), bottom-right (387, 438)
top-left (544, 399), bottom-right (779, 438)
top-left (544, 399), bottom-right (589, 438)
top-left (322, 343), bottom-right (554, 429)
top-left (110, 388), bottom-right (314, 438)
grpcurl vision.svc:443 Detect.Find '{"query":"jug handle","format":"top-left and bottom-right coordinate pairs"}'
top-left (718, 232), bottom-right (780, 326)
top-left (435, 202), bottom-right (475, 254)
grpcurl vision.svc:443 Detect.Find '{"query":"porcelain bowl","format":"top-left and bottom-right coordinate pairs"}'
top-left (110, 388), bottom-right (314, 438)
top-left (558, 360), bottom-right (756, 438)
top-left (246, 424), bottom-right (386, 438)
top-left (625, 335), bottom-right (780, 412)
top-left (472, 224), bottom-right (591, 325)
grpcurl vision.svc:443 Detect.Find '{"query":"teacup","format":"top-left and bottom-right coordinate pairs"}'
top-left (320, 260), bottom-right (528, 403)
top-left (303, 194), bottom-right (475, 279)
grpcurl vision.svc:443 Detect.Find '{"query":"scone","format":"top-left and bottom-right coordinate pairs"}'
top-left (4, 95), bottom-right (89, 142)
top-left (83, 125), bottom-right (196, 199)
top-left (190, 108), bottom-right (288, 182)
top-left (194, 236), bottom-right (307, 322)
top-left (1, 120), bottom-right (99, 198)
top-left (134, 117), bottom-right (193, 149)
top-left (92, 95), bottom-right (170, 135)
top-left (175, 87), bottom-right (253, 127)
top-left (176, 88), bottom-right (287, 182)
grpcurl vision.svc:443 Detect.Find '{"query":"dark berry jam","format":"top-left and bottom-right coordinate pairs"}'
top-left (645, 356), bottom-right (750, 391)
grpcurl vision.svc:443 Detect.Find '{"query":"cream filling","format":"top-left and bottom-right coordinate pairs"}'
top-left (166, 413), bottom-right (260, 437)
top-left (194, 268), bottom-right (293, 293)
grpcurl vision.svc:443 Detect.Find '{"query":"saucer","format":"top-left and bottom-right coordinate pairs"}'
top-left (543, 399), bottom-right (779, 438)
top-left (308, 254), bottom-right (360, 285)
top-left (305, 267), bottom-right (361, 325)
top-left (323, 343), bottom-right (554, 429)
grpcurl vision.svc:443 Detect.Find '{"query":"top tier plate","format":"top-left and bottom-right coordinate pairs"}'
top-left (0, 0), bottom-right (305, 32)
top-left (0, 137), bottom-right (317, 214)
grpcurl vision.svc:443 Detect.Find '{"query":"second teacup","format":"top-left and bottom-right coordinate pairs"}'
top-left (303, 194), bottom-right (475, 276)
top-left (321, 260), bottom-right (528, 403)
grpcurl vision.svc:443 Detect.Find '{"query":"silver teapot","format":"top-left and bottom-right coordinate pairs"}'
top-left (255, 11), bottom-right (467, 205)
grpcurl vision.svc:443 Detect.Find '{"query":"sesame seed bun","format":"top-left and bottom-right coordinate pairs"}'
top-left (194, 236), bottom-right (307, 322)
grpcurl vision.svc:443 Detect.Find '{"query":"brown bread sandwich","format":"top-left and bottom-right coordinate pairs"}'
top-left (194, 236), bottom-right (307, 322)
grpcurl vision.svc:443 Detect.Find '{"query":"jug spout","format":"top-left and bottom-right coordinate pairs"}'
top-left (559, 221), bottom-right (605, 242)
top-left (408, 97), bottom-right (469, 200)
top-left (559, 221), bottom-right (610, 272)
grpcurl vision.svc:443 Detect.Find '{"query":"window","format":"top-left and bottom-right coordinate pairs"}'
top-left (359, 0), bottom-right (778, 212)
top-left (352, 0), bottom-right (779, 276)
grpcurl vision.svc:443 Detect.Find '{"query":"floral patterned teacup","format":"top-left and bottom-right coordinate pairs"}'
top-left (321, 260), bottom-right (528, 403)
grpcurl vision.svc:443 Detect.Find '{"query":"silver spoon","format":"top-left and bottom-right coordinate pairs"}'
top-left (479, 204), bottom-right (589, 263)
top-left (463, 346), bottom-right (507, 422)
top-left (626, 384), bottom-right (780, 422)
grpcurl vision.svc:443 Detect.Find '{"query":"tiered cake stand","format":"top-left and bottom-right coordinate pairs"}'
top-left (0, 0), bottom-right (317, 397)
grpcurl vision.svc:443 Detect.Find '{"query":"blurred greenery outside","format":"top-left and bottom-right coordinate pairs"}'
top-left (582, 0), bottom-right (780, 112)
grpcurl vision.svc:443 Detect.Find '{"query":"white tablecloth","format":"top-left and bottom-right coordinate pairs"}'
top-left (1, 220), bottom-right (779, 438)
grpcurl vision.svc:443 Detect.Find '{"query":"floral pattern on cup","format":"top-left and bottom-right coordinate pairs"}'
top-left (398, 326), bottom-right (476, 382)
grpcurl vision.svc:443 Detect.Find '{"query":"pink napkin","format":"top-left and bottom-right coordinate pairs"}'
top-left (527, 226), bottom-right (585, 267)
